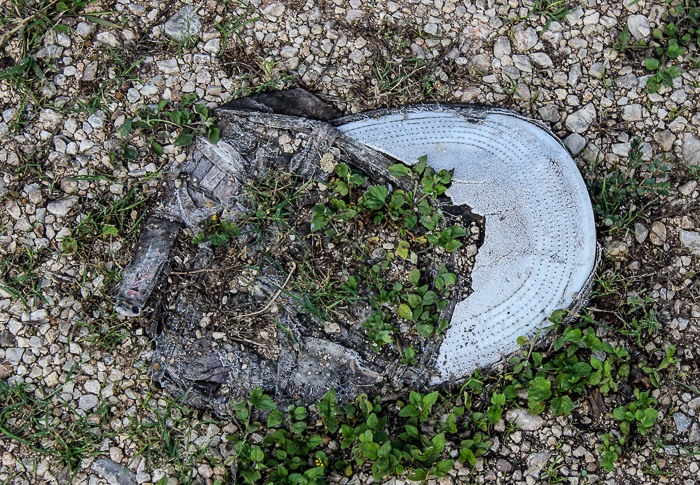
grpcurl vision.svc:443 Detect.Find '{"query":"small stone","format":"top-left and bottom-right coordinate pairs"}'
top-left (564, 133), bottom-right (586, 155)
top-left (690, 423), bottom-right (700, 443)
top-left (280, 45), bottom-right (297, 58)
top-left (4, 200), bottom-right (21, 220)
top-left (566, 8), bottom-right (583, 25)
top-left (261, 1), bottom-right (285, 17)
top-left (496, 459), bottom-right (512, 473)
top-left (525, 452), bottom-right (550, 477)
top-left (157, 59), bottom-right (180, 74)
top-left (96, 31), bottom-right (121, 47)
top-left (682, 133), bottom-right (700, 166)
top-left (203, 38), bottom-right (220, 53)
top-left (589, 62), bottom-right (605, 79)
top-left (92, 458), bottom-right (138, 485)
top-left (87, 112), bottom-right (105, 129)
top-left (38, 109), bottom-right (63, 131)
top-left (493, 36), bottom-right (511, 58)
top-left (83, 60), bottom-right (98, 81)
top-left (679, 180), bottom-right (697, 196)
top-left (680, 230), bottom-right (700, 255)
top-left (622, 104), bottom-right (643, 122)
top-left (538, 105), bottom-right (560, 123)
top-left (0, 363), bottom-right (11, 380)
top-left (76, 22), bottom-right (95, 38)
top-left (649, 221), bottom-right (667, 246)
top-left (604, 240), bottom-right (628, 260)
top-left (60, 178), bottom-right (78, 194)
top-left (47, 196), bottom-right (78, 217)
top-left (505, 408), bottom-right (545, 430)
top-left (612, 142), bottom-right (631, 157)
top-left (635, 223), bottom-right (649, 244)
top-left (109, 447), bottom-right (124, 463)
top-left (673, 412), bottom-right (692, 432)
top-left (583, 12), bottom-right (599, 25)
top-left (0, 330), bottom-right (17, 347)
top-left (529, 52), bottom-right (553, 68)
top-left (469, 54), bottom-right (491, 74)
top-left (346, 9), bottom-right (364, 23)
top-left (628, 14), bottom-right (651, 40)
top-left (654, 130), bottom-right (675, 151)
top-left (79, 394), bottom-right (99, 410)
top-left (164, 6), bottom-right (201, 42)
top-left (198, 464), bottom-right (214, 479)
top-left (513, 25), bottom-right (538, 52)
top-left (5, 348), bottom-right (24, 365)
top-left (127, 88), bottom-right (141, 104)
top-left (424, 22), bottom-right (438, 35)
top-left (566, 104), bottom-right (596, 134)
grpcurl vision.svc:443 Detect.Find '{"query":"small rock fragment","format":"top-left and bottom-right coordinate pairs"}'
top-left (513, 25), bottom-right (538, 52)
top-left (622, 104), bottom-right (643, 122)
top-left (92, 458), bottom-right (138, 485)
top-left (493, 36), bottom-right (511, 58)
top-left (673, 412), bottom-right (692, 432)
top-left (627, 14), bottom-right (651, 40)
top-left (690, 423), bottom-right (700, 443)
top-left (505, 408), bottom-right (545, 430)
top-left (529, 52), bottom-right (553, 68)
top-left (164, 6), bottom-right (201, 42)
top-left (78, 394), bottom-right (99, 411)
top-left (525, 452), bottom-right (550, 477)
top-left (680, 230), bottom-right (700, 255)
top-left (538, 105), bottom-right (560, 123)
top-left (565, 104), bottom-right (596, 134)
top-left (649, 221), bottom-right (666, 246)
top-left (47, 196), bottom-right (78, 217)
top-left (564, 133), bottom-right (586, 155)
top-left (96, 31), bottom-right (121, 47)
top-left (654, 130), bottom-right (675, 152)
top-left (496, 458), bottom-right (512, 472)
top-left (635, 223), bottom-right (649, 244)
top-left (604, 240), bottom-right (628, 260)
top-left (683, 133), bottom-right (700, 166)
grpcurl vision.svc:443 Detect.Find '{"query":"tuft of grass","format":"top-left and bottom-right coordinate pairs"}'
top-left (644, 0), bottom-right (699, 93)
top-left (123, 392), bottom-right (222, 485)
top-left (215, 0), bottom-right (260, 55)
top-left (61, 184), bottom-right (149, 257)
top-left (0, 0), bottom-right (118, 128)
top-left (585, 138), bottom-right (670, 234)
top-left (0, 376), bottom-right (111, 480)
top-left (511, 0), bottom-right (578, 35)
top-left (0, 246), bottom-right (47, 309)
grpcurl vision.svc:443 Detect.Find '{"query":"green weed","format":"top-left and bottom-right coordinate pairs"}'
top-left (612, 388), bottom-right (659, 436)
top-left (215, 0), bottom-right (260, 55)
top-left (118, 94), bottom-right (220, 159)
top-left (0, 375), bottom-right (110, 479)
top-left (643, 0), bottom-right (699, 93)
top-left (585, 138), bottom-right (670, 234)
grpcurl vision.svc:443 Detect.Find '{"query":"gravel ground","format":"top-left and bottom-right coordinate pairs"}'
top-left (2, 0), bottom-right (700, 484)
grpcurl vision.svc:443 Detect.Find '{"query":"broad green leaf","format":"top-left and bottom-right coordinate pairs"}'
top-left (267, 410), bottom-right (285, 427)
top-left (250, 446), bottom-right (264, 462)
top-left (208, 126), bottom-right (220, 144)
top-left (409, 268), bottom-right (421, 286)
top-left (444, 239), bottom-right (462, 252)
top-left (364, 185), bottom-right (388, 209)
top-left (174, 133), bottom-right (195, 146)
top-left (396, 240), bottom-right (410, 259)
top-left (398, 304), bottom-right (413, 320)
top-left (102, 224), bottom-right (118, 237)
top-left (388, 164), bottom-right (411, 177)
top-left (119, 118), bottom-right (132, 137)
top-left (644, 57), bottom-right (660, 70)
